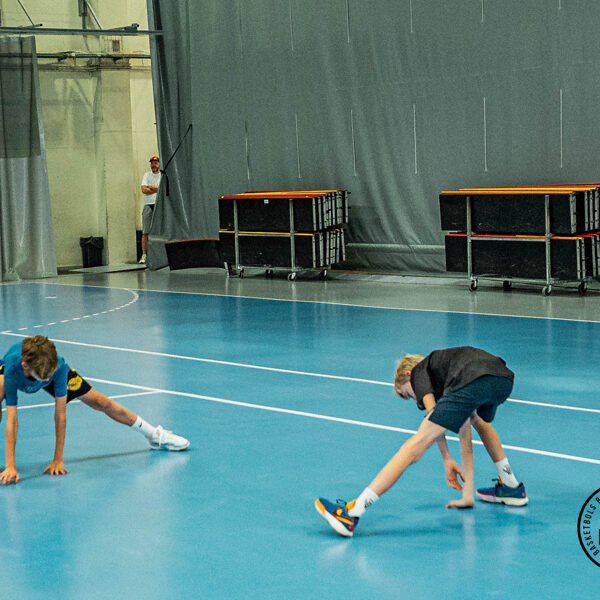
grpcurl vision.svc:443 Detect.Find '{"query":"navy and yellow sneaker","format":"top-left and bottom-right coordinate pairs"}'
top-left (315, 497), bottom-right (359, 537)
top-left (476, 478), bottom-right (528, 506)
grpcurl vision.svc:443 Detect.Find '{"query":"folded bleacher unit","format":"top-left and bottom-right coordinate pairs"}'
top-left (219, 190), bottom-right (348, 232)
top-left (219, 228), bottom-right (345, 270)
top-left (440, 188), bottom-right (599, 235)
top-left (582, 233), bottom-right (600, 278)
top-left (445, 234), bottom-right (586, 280)
top-left (218, 190), bottom-right (348, 280)
top-left (440, 185), bottom-right (599, 294)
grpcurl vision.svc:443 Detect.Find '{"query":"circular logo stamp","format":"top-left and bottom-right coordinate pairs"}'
top-left (578, 488), bottom-right (600, 567)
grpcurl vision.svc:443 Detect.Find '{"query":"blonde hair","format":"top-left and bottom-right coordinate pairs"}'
top-left (21, 336), bottom-right (59, 379)
top-left (394, 354), bottom-right (424, 394)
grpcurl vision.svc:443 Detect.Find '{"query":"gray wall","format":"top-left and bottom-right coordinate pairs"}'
top-left (149, 0), bottom-right (600, 272)
top-left (0, 0), bottom-right (157, 268)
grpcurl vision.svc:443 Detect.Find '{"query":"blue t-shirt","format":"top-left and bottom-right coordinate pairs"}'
top-left (0, 342), bottom-right (70, 406)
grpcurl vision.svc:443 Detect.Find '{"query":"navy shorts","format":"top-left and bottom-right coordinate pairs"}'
top-left (428, 375), bottom-right (513, 433)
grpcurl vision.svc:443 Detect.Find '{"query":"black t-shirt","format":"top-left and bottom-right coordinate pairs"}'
top-left (410, 346), bottom-right (514, 410)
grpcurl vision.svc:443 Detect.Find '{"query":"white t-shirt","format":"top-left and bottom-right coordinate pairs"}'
top-left (141, 171), bottom-right (162, 205)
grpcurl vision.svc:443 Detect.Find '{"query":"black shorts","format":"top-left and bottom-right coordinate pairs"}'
top-left (0, 365), bottom-right (91, 402)
top-left (43, 369), bottom-right (92, 402)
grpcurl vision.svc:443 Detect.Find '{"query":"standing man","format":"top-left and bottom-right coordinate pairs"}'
top-left (139, 155), bottom-right (161, 265)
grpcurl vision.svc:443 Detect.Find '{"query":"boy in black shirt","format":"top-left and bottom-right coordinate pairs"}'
top-left (315, 346), bottom-right (527, 537)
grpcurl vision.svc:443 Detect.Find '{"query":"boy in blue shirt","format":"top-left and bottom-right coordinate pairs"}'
top-left (0, 335), bottom-right (189, 485)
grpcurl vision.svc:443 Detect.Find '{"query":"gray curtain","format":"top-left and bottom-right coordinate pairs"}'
top-left (146, 2), bottom-right (195, 268)
top-left (147, 1), bottom-right (600, 273)
top-left (0, 36), bottom-right (56, 281)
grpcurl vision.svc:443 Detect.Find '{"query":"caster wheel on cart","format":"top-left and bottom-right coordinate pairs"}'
top-left (502, 280), bottom-right (512, 292)
top-left (469, 279), bottom-right (478, 291)
top-left (319, 269), bottom-right (328, 280)
top-left (265, 269), bottom-right (274, 279)
top-left (578, 281), bottom-right (588, 296)
top-left (542, 285), bottom-right (552, 296)
top-left (238, 268), bottom-right (245, 279)
top-left (288, 272), bottom-right (297, 281)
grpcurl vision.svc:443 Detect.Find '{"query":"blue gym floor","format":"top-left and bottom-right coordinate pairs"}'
top-left (1, 276), bottom-right (599, 599)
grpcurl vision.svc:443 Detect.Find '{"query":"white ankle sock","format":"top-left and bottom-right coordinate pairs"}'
top-left (494, 458), bottom-right (519, 487)
top-left (347, 487), bottom-right (379, 517)
top-left (132, 416), bottom-right (156, 438)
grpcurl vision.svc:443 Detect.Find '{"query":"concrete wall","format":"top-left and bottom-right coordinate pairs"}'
top-left (0, 0), bottom-right (156, 267)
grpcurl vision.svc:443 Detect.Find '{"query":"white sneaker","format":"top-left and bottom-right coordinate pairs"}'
top-left (139, 254), bottom-right (147, 264)
top-left (148, 425), bottom-right (190, 451)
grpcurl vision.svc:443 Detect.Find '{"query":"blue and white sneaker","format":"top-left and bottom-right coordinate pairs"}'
top-left (476, 478), bottom-right (528, 506)
top-left (315, 497), bottom-right (359, 537)
top-left (148, 425), bottom-right (190, 452)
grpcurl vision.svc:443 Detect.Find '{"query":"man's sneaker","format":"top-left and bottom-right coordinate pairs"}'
top-left (138, 254), bottom-right (147, 264)
top-left (476, 478), bottom-right (528, 506)
top-left (148, 425), bottom-right (190, 451)
top-left (315, 497), bottom-right (359, 537)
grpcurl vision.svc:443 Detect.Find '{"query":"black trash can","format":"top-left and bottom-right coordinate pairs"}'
top-left (79, 236), bottom-right (104, 268)
top-left (136, 229), bottom-right (143, 262)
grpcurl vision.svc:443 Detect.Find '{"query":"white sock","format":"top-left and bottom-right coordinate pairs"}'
top-left (132, 416), bottom-right (156, 438)
top-left (494, 458), bottom-right (519, 487)
top-left (347, 487), bottom-right (379, 518)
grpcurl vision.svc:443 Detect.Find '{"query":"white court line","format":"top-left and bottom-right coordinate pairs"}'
top-left (0, 286), bottom-right (139, 333)
top-left (4, 376), bottom-right (598, 464)
top-left (76, 376), bottom-right (598, 465)
top-left (105, 391), bottom-right (161, 400)
top-left (507, 398), bottom-right (600, 414)
top-left (0, 332), bottom-right (388, 387)
top-left (0, 331), bottom-right (598, 414)
top-left (10, 280), bottom-right (600, 324)
top-left (2, 390), bottom-right (159, 412)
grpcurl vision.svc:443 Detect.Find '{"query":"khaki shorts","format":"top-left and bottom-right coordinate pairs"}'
top-left (142, 204), bottom-right (155, 234)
